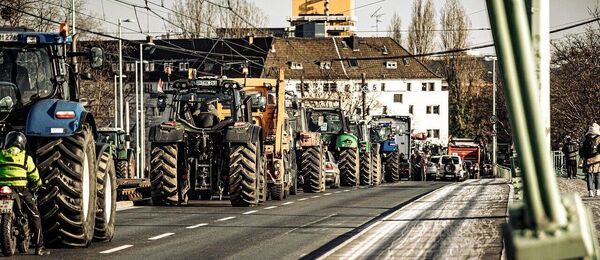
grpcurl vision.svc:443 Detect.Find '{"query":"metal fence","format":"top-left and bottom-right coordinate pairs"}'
top-left (552, 150), bottom-right (565, 177)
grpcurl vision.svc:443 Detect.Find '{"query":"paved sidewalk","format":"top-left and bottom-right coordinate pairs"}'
top-left (322, 179), bottom-right (510, 259)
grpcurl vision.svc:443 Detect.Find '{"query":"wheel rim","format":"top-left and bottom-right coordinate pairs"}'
top-left (104, 172), bottom-right (113, 222)
top-left (82, 153), bottom-right (90, 222)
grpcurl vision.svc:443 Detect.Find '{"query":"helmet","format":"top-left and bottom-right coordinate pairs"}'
top-left (4, 131), bottom-right (26, 150)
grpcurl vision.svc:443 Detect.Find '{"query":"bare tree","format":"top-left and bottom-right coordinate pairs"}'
top-left (387, 12), bottom-right (402, 44)
top-left (407, 0), bottom-right (435, 58)
top-left (440, 0), bottom-right (469, 51)
top-left (169, 0), bottom-right (268, 38)
top-left (550, 28), bottom-right (600, 147)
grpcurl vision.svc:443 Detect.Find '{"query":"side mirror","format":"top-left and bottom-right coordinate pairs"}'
top-left (89, 47), bottom-right (104, 69)
top-left (157, 96), bottom-right (167, 112)
top-left (80, 97), bottom-right (89, 107)
top-left (256, 96), bottom-right (266, 112)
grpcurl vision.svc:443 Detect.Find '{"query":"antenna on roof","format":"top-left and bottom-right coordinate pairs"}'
top-left (370, 7), bottom-right (385, 37)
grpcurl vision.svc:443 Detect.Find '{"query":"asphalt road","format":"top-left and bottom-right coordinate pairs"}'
top-left (32, 181), bottom-right (449, 260)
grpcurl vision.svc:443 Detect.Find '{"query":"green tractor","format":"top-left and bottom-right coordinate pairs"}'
top-left (305, 102), bottom-right (359, 187)
top-left (97, 127), bottom-right (135, 179)
top-left (349, 120), bottom-right (382, 186)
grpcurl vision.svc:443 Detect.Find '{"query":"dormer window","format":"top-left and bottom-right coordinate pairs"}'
top-left (320, 61), bottom-right (332, 70)
top-left (386, 61), bottom-right (398, 69)
top-left (348, 58), bottom-right (359, 67)
top-left (290, 62), bottom-right (303, 70)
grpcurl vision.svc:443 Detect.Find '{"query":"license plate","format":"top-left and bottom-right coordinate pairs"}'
top-left (0, 33), bottom-right (18, 42)
top-left (0, 200), bottom-right (13, 214)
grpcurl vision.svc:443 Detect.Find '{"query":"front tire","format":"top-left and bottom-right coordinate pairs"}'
top-left (94, 151), bottom-right (117, 241)
top-left (359, 153), bottom-right (372, 185)
top-left (371, 149), bottom-right (382, 185)
top-left (115, 160), bottom-right (129, 179)
top-left (35, 125), bottom-right (98, 247)
top-left (383, 151), bottom-right (400, 182)
top-left (339, 148), bottom-right (359, 187)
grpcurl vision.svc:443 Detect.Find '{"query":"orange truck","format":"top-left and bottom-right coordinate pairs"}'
top-left (447, 139), bottom-right (481, 179)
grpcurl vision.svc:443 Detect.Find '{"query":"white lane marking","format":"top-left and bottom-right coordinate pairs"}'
top-left (242, 210), bottom-right (258, 215)
top-left (282, 201), bottom-right (294, 205)
top-left (334, 191), bottom-right (342, 194)
top-left (100, 245), bottom-right (133, 254)
top-left (116, 206), bottom-right (139, 212)
top-left (343, 190), bottom-right (350, 192)
top-left (311, 195), bottom-right (321, 198)
top-left (264, 206), bottom-right (278, 209)
top-left (216, 216), bottom-right (236, 222)
top-left (298, 198), bottom-right (308, 201)
top-left (148, 233), bottom-right (175, 241)
top-left (186, 223), bottom-right (208, 229)
top-left (285, 214), bottom-right (338, 235)
top-left (324, 193), bottom-right (332, 196)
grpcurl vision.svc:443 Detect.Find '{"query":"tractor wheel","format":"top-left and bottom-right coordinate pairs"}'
top-left (115, 160), bottom-right (129, 179)
top-left (150, 144), bottom-right (183, 206)
top-left (35, 125), bottom-right (98, 247)
top-left (229, 142), bottom-right (260, 207)
top-left (384, 151), bottom-right (400, 183)
top-left (270, 184), bottom-right (285, 201)
top-left (372, 151), bottom-right (382, 186)
top-left (359, 153), bottom-right (372, 185)
top-left (339, 148), bottom-right (359, 187)
top-left (94, 151), bottom-right (116, 241)
top-left (301, 146), bottom-right (323, 193)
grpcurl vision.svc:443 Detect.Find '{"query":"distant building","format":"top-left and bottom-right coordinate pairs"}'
top-left (288, 0), bottom-right (356, 37)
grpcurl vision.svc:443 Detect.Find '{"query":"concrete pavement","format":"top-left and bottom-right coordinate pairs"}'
top-left (319, 179), bottom-right (510, 259)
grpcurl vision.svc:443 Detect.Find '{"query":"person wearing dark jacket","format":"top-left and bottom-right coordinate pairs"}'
top-left (562, 135), bottom-right (579, 179)
top-left (579, 123), bottom-right (600, 197)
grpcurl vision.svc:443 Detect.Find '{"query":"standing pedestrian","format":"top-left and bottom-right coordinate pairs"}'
top-left (562, 135), bottom-right (579, 179)
top-left (579, 123), bottom-right (600, 197)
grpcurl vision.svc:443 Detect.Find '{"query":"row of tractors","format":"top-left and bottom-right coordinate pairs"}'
top-left (147, 71), bottom-right (413, 207)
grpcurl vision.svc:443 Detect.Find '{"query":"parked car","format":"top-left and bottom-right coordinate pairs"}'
top-left (324, 151), bottom-right (340, 189)
top-left (440, 155), bottom-right (467, 181)
top-left (427, 156), bottom-right (441, 180)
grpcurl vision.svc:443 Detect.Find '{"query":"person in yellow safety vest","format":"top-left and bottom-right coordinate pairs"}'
top-left (0, 132), bottom-right (49, 255)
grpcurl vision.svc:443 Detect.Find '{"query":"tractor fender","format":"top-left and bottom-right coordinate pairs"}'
top-left (336, 133), bottom-right (358, 149)
top-left (381, 140), bottom-right (398, 153)
top-left (225, 122), bottom-right (261, 144)
top-left (25, 99), bottom-right (94, 137)
top-left (148, 124), bottom-right (185, 143)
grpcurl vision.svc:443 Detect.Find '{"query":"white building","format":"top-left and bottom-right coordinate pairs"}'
top-left (263, 36), bottom-right (448, 144)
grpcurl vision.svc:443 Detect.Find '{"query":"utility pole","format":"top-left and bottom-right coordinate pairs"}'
top-left (139, 43), bottom-right (145, 178)
top-left (118, 18), bottom-right (134, 130)
top-left (135, 61), bottom-right (140, 178)
top-left (485, 56), bottom-right (498, 177)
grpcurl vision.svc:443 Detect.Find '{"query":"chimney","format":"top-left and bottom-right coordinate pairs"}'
top-left (349, 34), bottom-right (359, 51)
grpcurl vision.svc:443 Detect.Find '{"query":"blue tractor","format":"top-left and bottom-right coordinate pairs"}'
top-left (371, 116), bottom-right (412, 182)
top-left (0, 27), bottom-right (115, 246)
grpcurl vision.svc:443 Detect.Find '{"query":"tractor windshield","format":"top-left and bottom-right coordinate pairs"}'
top-left (0, 47), bottom-right (54, 103)
top-left (308, 110), bottom-right (343, 133)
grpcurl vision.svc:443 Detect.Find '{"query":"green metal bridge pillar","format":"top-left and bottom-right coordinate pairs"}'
top-left (485, 0), bottom-right (599, 258)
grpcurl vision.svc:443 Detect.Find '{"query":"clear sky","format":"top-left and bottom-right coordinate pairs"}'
top-left (88, 0), bottom-right (599, 55)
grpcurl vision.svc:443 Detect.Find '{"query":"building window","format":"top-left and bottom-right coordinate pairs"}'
top-left (426, 129), bottom-right (440, 138)
top-left (164, 62), bottom-right (173, 73)
top-left (385, 61), bottom-right (397, 69)
top-left (409, 105), bottom-right (413, 114)
top-left (428, 83), bottom-right (435, 91)
top-left (422, 83), bottom-right (427, 91)
top-left (393, 94), bottom-right (403, 103)
top-left (296, 83), bottom-right (309, 92)
top-left (179, 62), bottom-right (189, 71)
top-left (442, 83), bottom-right (448, 91)
top-left (382, 106), bottom-right (388, 114)
top-left (111, 63), bottom-right (118, 72)
top-left (320, 61), bottom-right (332, 70)
top-left (348, 58), bottom-right (359, 67)
top-left (290, 62), bottom-right (303, 70)
top-left (145, 62), bottom-right (155, 72)
top-left (426, 105), bottom-right (440, 114)
top-left (381, 83), bottom-right (386, 91)
top-left (407, 83), bottom-right (411, 91)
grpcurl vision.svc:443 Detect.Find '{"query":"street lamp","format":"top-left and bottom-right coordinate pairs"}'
top-left (113, 74), bottom-right (127, 129)
top-left (484, 55), bottom-right (497, 177)
top-left (118, 18), bottom-right (135, 130)
top-left (139, 38), bottom-right (156, 178)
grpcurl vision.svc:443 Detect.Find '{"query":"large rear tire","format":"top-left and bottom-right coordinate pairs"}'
top-left (0, 214), bottom-right (16, 256)
top-left (384, 151), bottom-right (400, 182)
top-left (229, 143), bottom-right (260, 207)
top-left (270, 184), bottom-right (284, 201)
top-left (339, 148), bottom-right (359, 187)
top-left (94, 151), bottom-right (116, 241)
top-left (150, 144), bottom-right (183, 206)
top-left (301, 146), bottom-right (323, 193)
top-left (372, 149), bottom-right (382, 186)
top-left (35, 125), bottom-right (98, 247)
top-left (359, 153), bottom-right (372, 185)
